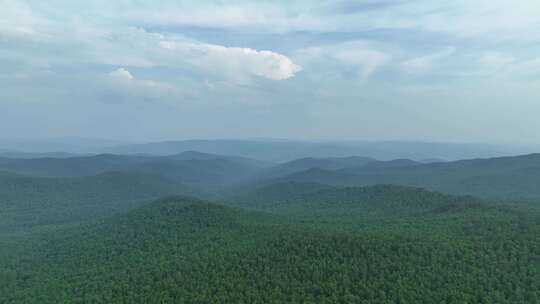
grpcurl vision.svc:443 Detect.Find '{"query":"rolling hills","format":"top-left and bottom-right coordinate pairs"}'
top-left (251, 153), bottom-right (540, 200)
top-left (0, 151), bottom-right (269, 187)
top-left (2, 150), bottom-right (540, 303)
top-left (4, 151), bottom-right (540, 200)
top-left (2, 187), bottom-right (539, 303)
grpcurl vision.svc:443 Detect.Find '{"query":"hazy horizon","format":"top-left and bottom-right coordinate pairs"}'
top-left (1, 136), bottom-right (537, 162)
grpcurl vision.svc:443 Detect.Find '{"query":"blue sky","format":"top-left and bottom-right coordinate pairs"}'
top-left (1, 0), bottom-right (540, 144)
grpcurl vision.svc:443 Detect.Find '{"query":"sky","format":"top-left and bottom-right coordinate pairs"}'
top-left (1, 0), bottom-right (540, 145)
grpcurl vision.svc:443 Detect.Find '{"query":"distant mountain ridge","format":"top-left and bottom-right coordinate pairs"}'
top-left (102, 139), bottom-right (531, 162)
top-left (0, 152), bottom-right (268, 187)
top-left (256, 156), bottom-right (376, 179)
top-left (254, 153), bottom-right (540, 199)
top-left (3, 147), bottom-right (540, 200)
top-left (0, 151), bottom-right (83, 159)
top-left (168, 150), bottom-right (273, 168)
top-left (0, 137), bottom-right (128, 154)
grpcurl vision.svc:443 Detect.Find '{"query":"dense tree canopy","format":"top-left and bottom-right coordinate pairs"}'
top-left (2, 185), bottom-right (539, 303)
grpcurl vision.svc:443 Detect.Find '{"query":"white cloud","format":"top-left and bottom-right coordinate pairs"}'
top-left (108, 68), bottom-right (170, 90)
top-left (402, 47), bottom-right (456, 70)
top-left (159, 41), bottom-right (302, 81)
top-left (109, 68), bottom-right (134, 81)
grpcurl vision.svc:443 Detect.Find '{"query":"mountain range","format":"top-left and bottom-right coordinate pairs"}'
top-left (2, 138), bottom-right (533, 161)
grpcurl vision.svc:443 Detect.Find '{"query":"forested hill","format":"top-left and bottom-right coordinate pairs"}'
top-left (2, 189), bottom-right (539, 303)
top-left (229, 183), bottom-right (488, 219)
top-left (1, 196), bottom-right (279, 303)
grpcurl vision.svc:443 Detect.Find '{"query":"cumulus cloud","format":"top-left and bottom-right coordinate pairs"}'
top-left (159, 41), bottom-right (302, 81)
top-left (109, 68), bottom-right (135, 81)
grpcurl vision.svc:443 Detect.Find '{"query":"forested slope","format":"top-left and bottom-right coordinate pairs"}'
top-left (256, 156), bottom-right (376, 179)
top-left (0, 171), bottom-right (186, 229)
top-left (255, 153), bottom-right (540, 199)
top-left (2, 187), bottom-right (539, 303)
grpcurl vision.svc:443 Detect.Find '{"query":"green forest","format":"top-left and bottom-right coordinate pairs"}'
top-left (1, 153), bottom-right (540, 303)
